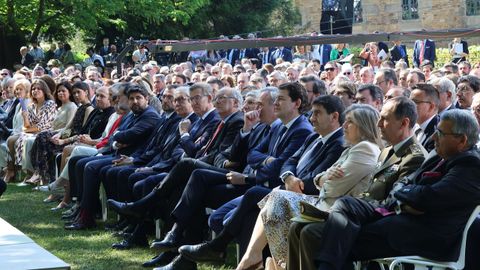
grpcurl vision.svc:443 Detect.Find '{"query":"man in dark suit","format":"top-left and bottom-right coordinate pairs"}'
top-left (177, 95), bottom-right (347, 269)
top-left (270, 46), bottom-right (293, 64)
top-left (288, 109), bottom-right (480, 270)
top-left (258, 47), bottom-right (273, 67)
top-left (227, 48), bottom-right (240, 66)
top-left (410, 84), bottom-right (440, 152)
top-left (105, 87), bottom-right (244, 231)
top-left (64, 83), bottom-right (161, 230)
top-left (390, 40), bottom-right (409, 67)
top-left (135, 87), bottom-right (278, 268)
top-left (413, 39), bottom-right (436, 68)
top-left (101, 87), bottom-right (186, 206)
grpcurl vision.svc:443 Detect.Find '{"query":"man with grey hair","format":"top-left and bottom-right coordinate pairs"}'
top-left (107, 87), bottom-right (244, 261)
top-left (267, 70), bottom-right (287, 87)
top-left (384, 86), bottom-right (411, 101)
top-left (359, 67), bottom-right (374, 84)
top-left (153, 74), bottom-right (166, 97)
top-left (288, 108), bottom-right (480, 270)
top-left (431, 77), bottom-right (456, 113)
top-left (142, 87), bottom-right (281, 268)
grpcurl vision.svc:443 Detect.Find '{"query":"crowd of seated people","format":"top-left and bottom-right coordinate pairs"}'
top-left (1, 37), bottom-right (480, 270)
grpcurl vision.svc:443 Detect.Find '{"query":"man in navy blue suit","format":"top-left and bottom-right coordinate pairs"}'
top-left (122, 88), bottom-right (276, 267)
top-left (390, 40), bottom-right (409, 67)
top-left (106, 87), bottom-right (244, 233)
top-left (270, 46), bottom-right (293, 64)
top-left (177, 95), bottom-right (346, 269)
top-left (101, 87), bottom-right (195, 210)
top-left (65, 83), bottom-right (161, 230)
top-left (413, 39), bottom-right (436, 68)
top-left (151, 83), bottom-right (313, 269)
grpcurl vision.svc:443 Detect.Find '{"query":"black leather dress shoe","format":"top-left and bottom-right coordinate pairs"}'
top-left (111, 235), bottom-right (148, 250)
top-left (142, 251), bottom-right (177, 267)
top-left (64, 221), bottom-right (96, 230)
top-left (107, 199), bottom-right (142, 219)
top-left (178, 242), bottom-right (226, 263)
top-left (150, 231), bottom-right (182, 252)
top-left (105, 219), bottom-right (128, 231)
top-left (152, 255), bottom-right (197, 270)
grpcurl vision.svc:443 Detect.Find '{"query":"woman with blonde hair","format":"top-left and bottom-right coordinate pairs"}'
top-left (4, 79), bottom-right (57, 182)
top-left (236, 104), bottom-right (383, 270)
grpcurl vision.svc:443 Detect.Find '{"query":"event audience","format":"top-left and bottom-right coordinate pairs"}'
top-left (1, 35), bottom-right (480, 270)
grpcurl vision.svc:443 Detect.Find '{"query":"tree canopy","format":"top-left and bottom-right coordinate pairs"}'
top-left (0, 0), bottom-right (300, 68)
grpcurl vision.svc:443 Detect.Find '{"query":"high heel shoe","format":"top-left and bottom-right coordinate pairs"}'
top-left (3, 163), bottom-right (15, 183)
top-left (50, 201), bottom-right (71, 211)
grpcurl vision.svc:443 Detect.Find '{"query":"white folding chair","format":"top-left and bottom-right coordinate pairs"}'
top-left (99, 183), bottom-right (108, 222)
top-left (373, 205), bottom-right (480, 270)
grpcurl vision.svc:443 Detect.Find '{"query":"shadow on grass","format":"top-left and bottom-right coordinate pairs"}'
top-left (0, 184), bottom-right (236, 270)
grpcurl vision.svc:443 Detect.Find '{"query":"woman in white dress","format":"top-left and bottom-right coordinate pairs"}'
top-left (237, 104), bottom-right (383, 270)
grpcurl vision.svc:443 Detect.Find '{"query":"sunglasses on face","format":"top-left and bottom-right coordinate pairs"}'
top-left (343, 72), bottom-right (351, 75)
top-left (325, 68), bottom-right (335, 72)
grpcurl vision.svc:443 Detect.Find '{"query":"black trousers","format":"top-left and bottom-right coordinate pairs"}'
top-left (171, 168), bottom-right (252, 243)
top-left (288, 197), bottom-right (401, 270)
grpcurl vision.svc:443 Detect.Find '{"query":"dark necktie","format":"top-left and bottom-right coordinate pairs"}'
top-left (384, 148), bottom-right (395, 164)
top-left (201, 121), bottom-right (225, 156)
top-left (272, 126), bottom-right (288, 155)
top-left (296, 138), bottom-right (324, 176)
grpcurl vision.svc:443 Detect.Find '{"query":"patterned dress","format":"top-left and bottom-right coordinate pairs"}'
top-left (14, 100), bottom-right (57, 166)
top-left (30, 103), bottom-right (91, 181)
top-left (258, 141), bottom-right (381, 268)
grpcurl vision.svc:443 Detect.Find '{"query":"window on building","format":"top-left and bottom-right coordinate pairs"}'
top-left (402, 0), bottom-right (419, 20)
top-left (466, 0), bottom-right (480, 16)
top-left (354, 0), bottom-right (363, 23)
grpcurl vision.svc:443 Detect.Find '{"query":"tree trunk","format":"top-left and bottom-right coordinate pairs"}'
top-left (30, 0), bottom-right (46, 42)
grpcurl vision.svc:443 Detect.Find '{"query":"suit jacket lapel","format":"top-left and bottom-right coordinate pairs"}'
top-left (374, 136), bottom-right (415, 176)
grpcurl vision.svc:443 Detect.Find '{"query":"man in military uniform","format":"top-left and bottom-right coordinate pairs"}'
top-left (364, 97), bottom-right (428, 202)
top-left (288, 96), bottom-right (427, 270)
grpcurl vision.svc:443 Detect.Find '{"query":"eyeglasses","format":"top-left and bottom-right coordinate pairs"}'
top-left (214, 95), bottom-right (235, 103)
top-left (434, 128), bottom-right (462, 138)
top-left (1, 73), bottom-right (8, 76)
top-left (190, 95), bottom-right (207, 103)
top-left (232, 71), bottom-right (241, 75)
top-left (325, 68), bottom-right (335, 72)
top-left (343, 72), bottom-right (351, 75)
top-left (411, 99), bottom-right (431, 105)
top-left (174, 96), bottom-right (189, 103)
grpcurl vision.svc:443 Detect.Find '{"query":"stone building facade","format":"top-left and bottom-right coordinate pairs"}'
top-left (294, 0), bottom-right (480, 33)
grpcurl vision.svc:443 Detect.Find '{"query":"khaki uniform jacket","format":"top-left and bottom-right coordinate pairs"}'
top-left (363, 136), bottom-right (427, 202)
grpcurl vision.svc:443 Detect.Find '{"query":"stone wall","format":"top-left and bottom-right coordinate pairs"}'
top-left (293, 0), bottom-right (479, 34)
top-left (294, 0), bottom-right (322, 32)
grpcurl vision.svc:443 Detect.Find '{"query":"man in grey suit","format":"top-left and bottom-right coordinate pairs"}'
top-left (288, 96), bottom-right (428, 270)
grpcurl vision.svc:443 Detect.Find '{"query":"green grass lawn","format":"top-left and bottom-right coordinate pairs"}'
top-left (0, 184), bottom-right (236, 270)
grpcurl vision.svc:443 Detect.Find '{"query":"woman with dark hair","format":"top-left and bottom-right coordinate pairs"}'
top-left (4, 79), bottom-right (57, 182)
top-left (27, 81), bottom-right (93, 187)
